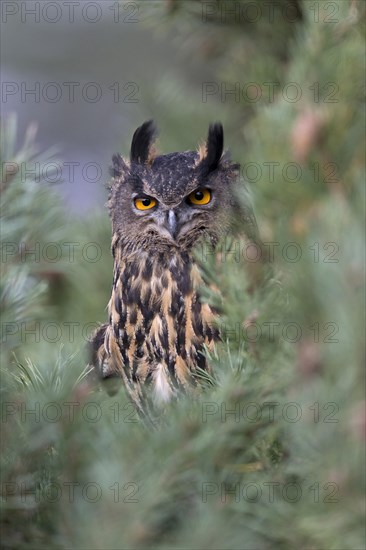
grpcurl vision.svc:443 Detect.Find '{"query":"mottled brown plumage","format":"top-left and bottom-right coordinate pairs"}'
top-left (89, 121), bottom-right (240, 418)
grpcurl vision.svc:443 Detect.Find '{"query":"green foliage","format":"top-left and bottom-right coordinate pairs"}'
top-left (1, 1), bottom-right (365, 548)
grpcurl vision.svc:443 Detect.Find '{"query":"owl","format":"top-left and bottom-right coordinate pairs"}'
top-left (89, 120), bottom-right (241, 420)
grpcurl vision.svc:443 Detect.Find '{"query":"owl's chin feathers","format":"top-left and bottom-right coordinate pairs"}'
top-left (115, 225), bottom-right (215, 256)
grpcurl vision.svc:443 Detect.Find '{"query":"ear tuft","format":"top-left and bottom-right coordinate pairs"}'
top-left (110, 153), bottom-right (129, 178)
top-left (130, 120), bottom-right (158, 164)
top-left (199, 122), bottom-right (224, 174)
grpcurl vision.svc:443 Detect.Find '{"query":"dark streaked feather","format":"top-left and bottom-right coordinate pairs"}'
top-left (199, 122), bottom-right (224, 175)
top-left (130, 120), bottom-right (157, 164)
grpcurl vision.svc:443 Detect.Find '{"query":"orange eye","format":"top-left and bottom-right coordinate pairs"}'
top-left (187, 188), bottom-right (211, 206)
top-left (134, 196), bottom-right (157, 210)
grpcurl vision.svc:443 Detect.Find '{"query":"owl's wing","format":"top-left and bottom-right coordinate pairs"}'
top-left (87, 324), bottom-right (158, 427)
top-left (87, 323), bottom-right (122, 395)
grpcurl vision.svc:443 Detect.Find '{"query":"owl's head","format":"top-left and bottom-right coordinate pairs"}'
top-left (108, 121), bottom-right (240, 255)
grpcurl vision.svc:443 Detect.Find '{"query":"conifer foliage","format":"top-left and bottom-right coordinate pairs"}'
top-left (1, 1), bottom-right (365, 548)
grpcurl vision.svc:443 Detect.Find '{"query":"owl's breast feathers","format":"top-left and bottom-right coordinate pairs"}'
top-left (91, 246), bottom-right (220, 404)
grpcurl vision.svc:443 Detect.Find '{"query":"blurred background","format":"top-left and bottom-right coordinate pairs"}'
top-left (1, 1), bottom-right (365, 549)
top-left (2, 3), bottom-right (215, 210)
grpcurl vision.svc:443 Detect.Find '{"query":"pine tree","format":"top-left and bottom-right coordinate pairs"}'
top-left (1, 1), bottom-right (365, 548)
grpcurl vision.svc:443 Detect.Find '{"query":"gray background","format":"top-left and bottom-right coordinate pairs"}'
top-left (1, 1), bottom-right (214, 212)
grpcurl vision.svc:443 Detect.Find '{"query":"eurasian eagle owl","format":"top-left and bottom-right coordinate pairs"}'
top-left (90, 121), bottom-right (240, 419)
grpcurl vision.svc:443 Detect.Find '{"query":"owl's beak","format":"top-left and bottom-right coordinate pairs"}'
top-left (167, 210), bottom-right (179, 240)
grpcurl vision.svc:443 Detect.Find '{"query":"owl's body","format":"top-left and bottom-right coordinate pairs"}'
top-left (90, 121), bottom-right (240, 416)
top-left (95, 248), bottom-right (219, 406)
